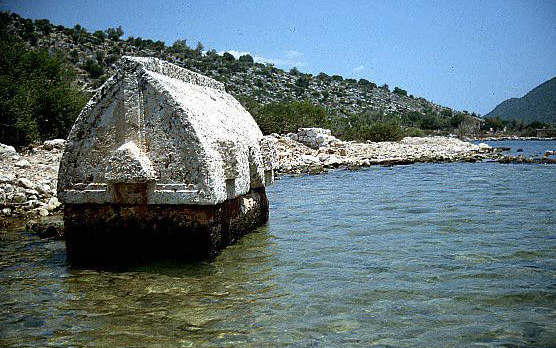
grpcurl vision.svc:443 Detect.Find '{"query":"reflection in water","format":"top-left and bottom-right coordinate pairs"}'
top-left (1, 145), bottom-right (556, 347)
top-left (56, 228), bottom-right (281, 347)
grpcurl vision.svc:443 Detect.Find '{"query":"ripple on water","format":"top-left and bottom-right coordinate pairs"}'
top-left (1, 154), bottom-right (556, 347)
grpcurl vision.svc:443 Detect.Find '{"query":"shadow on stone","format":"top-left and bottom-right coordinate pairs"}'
top-left (64, 188), bottom-right (268, 268)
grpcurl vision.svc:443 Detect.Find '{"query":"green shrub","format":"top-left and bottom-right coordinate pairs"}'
top-left (338, 120), bottom-right (404, 142)
top-left (105, 26), bottom-right (123, 41)
top-left (393, 87), bottom-right (407, 96)
top-left (359, 122), bottom-right (404, 142)
top-left (251, 101), bottom-right (329, 135)
top-left (403, 127), bottom-right (425, 137)
top-left (238, 54), bottom-right (254, 65)
top-left (83, 58), bottom-right (103, 78)
top-left (0, 32), bottom-right (87, 147)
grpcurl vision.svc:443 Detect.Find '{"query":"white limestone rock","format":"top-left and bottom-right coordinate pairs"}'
top-left (15, 159), bottom-right (31, 168)
top-left (293, 128), bottom-right (342, 149)
top-left (17, 178), bottom-right (34, 189)
top-left (58, 56), bottom-right (276, 206)
top-left (46, 197), bottom-right (61, 211)
top-left (0, 174), bottom-right (15, 183)
top-left (43, 139), bottom-right (66, 150)
top-left (105, 141), bottom-right (156, 183)
top-left (0, 143), bottom-right (17, 157)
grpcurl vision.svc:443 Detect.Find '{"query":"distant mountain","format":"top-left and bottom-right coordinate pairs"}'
top-left (485, 77), bottom-right (556, 124)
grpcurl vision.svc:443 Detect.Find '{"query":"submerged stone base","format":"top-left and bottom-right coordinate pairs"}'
top-left (64, 188), bottom-right (268, 267)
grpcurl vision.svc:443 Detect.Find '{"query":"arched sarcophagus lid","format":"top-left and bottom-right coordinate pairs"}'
top-left (57, 56), bottom-right (277, 206)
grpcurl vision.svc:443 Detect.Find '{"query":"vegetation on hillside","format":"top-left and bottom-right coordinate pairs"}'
top-left (1, 12), bottom-right (454, 114)
top-left (0, 26), bottom-right (87, 147)
top-left (239, 97), bottom-right (481, 142)
top-left (481, 116), bottom-right (551, 137)
top-left (2, 11), bottom-right (549, 147)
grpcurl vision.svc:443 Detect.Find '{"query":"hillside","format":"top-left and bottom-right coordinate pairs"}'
top-left (485, 77), bottom-right (556, 124)
top-left (1, 12), bottom-right (459, 118)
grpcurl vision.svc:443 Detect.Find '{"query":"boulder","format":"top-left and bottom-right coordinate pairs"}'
top-left (15, 159), bottom-right (31, 168)
top-left (46, 197), bottom-right (61, 211)
top-left (292, 128), bottom-right (341, 149)
top-left (0, 143), bottom-right (17, 157)
top-left (26, 217), bottom-right (64, 239)
top-left (0, 174), bottom-right (15, 183)
top-left (17, 178), bottom-right (34, 189)
top-left (57, 56), bottom-right (277, 265)
top-left (43, 139), bottom-right (66, 150)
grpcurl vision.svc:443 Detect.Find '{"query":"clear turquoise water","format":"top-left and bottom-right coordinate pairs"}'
top-left (1, 142), bottom-right (555, 347)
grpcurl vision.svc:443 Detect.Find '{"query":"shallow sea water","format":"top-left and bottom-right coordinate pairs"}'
top-left (1, 141), bottom-right (555, 347)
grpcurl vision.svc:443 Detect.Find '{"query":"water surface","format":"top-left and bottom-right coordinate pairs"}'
top-left (1, 144), bottom-right (555, 347)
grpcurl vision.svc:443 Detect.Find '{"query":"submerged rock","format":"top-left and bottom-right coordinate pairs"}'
top-left (57, 56), bottom-right (276, 265)
top-left (25, 216), bottom-right (64, 239)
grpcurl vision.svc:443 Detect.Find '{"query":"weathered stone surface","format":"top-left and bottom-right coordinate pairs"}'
top-left (64, 187), bottom-right (268, 266)
top-left (58, 56), bottom-right (276, 206)
top-left (15, 159), bottom-right (30, 168)
top-left (289, 128), bottom-right (341, 149)
top-left (54, 57), bottom-right (276, 264)
top-left (43, 139), bottom-right (66, 150)
top-left (0, 144), bottom-right (16, 157)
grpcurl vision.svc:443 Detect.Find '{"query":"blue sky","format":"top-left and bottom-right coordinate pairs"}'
top-left (2, 0), bottom-right (555, 114)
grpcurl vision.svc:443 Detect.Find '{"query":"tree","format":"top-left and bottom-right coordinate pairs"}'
top-left (71, 24), bottom-right (86, 43)
top-left (83, 58), bottom-right (103, 78)
top-left (170, 39), bottom-right (188, 53)
top-left (153, 40), bottom-right (165, 51)
top-left (0, 32), bottom-right (87, 146)
top-left (295, 75), bottom-right (310, 89)
top-left (34, 19), bottom-right (52, 35)
top-left (289, 67), bottom-right (300, 75)
top-left (195, 41), bottom-right (204, 54)
top-left (222, 52), bottom-right (235, 62)
top-left (317, 72), bottom-right (329, 81)
top-left (483, 117), bottom-right (505, 132)
top-left (105, 25), bottom-right (123, 40)
top-left (393, 87), bottom-right (407, 96)
top-left (331, 75), bottom-right (343, 81)
top-left (93, 30), bottom-right (106, 43)
top-left (238, 54), bottom-right (254, 65)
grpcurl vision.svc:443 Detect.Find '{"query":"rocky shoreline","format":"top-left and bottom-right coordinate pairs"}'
top-left (269, 128), bottom-right (499, 176)
top-left (2, 128), bottom-right (555, 223)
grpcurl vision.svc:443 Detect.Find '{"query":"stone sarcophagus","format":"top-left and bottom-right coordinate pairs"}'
top-left (57, 56), bottom-right (277, 265)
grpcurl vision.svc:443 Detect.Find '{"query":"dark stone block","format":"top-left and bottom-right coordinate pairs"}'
top-left (64, 188), bottom-right (268, 268)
